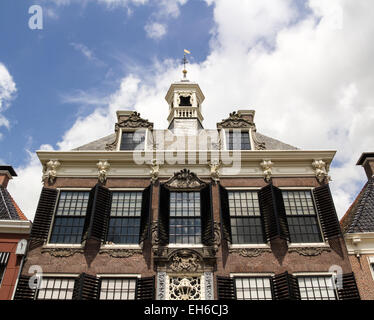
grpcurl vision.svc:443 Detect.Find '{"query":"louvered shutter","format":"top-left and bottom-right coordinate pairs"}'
top-left (271, 272), bottom-right (300, 300)
top-left (217, 276), bottom-right (236, 300)
top-left (258, 184), bottom-right (290, 242)
top-left (158, 184), bottom-right (170, 246)
top-left (136, 276), bottom-right (155, 300)
top-left (139, 185), bottom-right (152, 244)
top-left (218, 184), bottom-right (232, 243)
top-left (337, 273), bottom-right (360, 300)
top-left (313, 184), bottom-right (341, 239)
top-left (29, 188), bottom-right (58, 244)
top-left (82, 184), bottom-right (112, 243)
top-left (72, 273), bottom-right (101, 300)
top-left (201, 184), bottom-right (214, 246)
top-left (14, 275), bottom-right (36, 300)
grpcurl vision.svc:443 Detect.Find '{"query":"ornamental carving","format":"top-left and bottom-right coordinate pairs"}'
top-left (229, 247), bottom-right (272, 257)
top-left (260, 160), bottom-right (273, 182)
top-left (42, 160), bottom-right (60, 183)
top-left (164, 169), bottom-right (206, 191)
top-left (97, 160), bottom-right (110, 183)
top-left (204, 272), bottom-right (214, 300)
top-left (288, 247), bottom-right (331, 256)
top-left (177, 92), bottom-right (194, 106)
top-left (150, 159), bottom-right (160, 184)
top-left (41, 247), bottom-right (83, 257)
top-left (157, 272), bottom-right (167, 300)
top-left (99, 248), bottom-right (142, 258)
top-left (312, 160), bottom-right (331, 183)
top-left (169, 250), bottom-right (201, 272)
top-left (151, 221), bottom-right (159, 246)
top-left (213, 221), bottom-right (221, 251)
top-left (208, 160), bottom-right (221, 183)
top-left (217, 111), bottom-right (256, 129)
top-left (252, 132), bottom-right (266, 150)
top-left (169, 276), bottom-right (201, 300)
top-left (105, 111), bottom-right (153, 150)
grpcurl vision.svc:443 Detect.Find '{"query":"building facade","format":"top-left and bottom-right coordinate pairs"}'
top-left (14, 75), bottom-right (360, 300)
top-left (0, 166), bottom-right (31, 300)
top-left (341, 152), bottom-right (374, 300)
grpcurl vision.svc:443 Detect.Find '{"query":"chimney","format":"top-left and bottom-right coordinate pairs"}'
top-left (0, 165), bottom-right (17, 188)
top-left (356, 152), bottom-right (374, 180)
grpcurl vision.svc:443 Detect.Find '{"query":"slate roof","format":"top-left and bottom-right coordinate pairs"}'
top-left (0, 186), bottom-right (28, 221)
top-left (73, 131), bottom-right (298, 151)
top-left (340, 177), bottom-right (374, 233)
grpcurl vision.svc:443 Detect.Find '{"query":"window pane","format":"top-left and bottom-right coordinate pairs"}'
top-left (37, 277), bottom-right (75, 300)
top-left (282, 190), bottom-right (322, 243)
top-left (226, 131), bottom-right (251, 150)
top-left (100, 278), bottom-right (137, 300)
top-left (228, 191), bottom-right (264, 244)
top-left (169, 192), bottom-right (201, 244)
top-left (120, 131), bottom-right (145, 150)
top-left (297, 276), bottom-right (337, 300)
top-left (235, 277), bottom-right (272, 300)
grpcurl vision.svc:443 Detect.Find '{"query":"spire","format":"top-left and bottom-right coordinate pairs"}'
top-left (181, 49), bottom-right (190, 81)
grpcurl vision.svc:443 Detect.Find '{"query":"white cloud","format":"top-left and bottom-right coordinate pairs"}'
top-left (0, 63), bottom-right (17, 135)
top-left (10, 0), bottom-right (374, 220)
top-left (144, 22), bottom-right (167, 39)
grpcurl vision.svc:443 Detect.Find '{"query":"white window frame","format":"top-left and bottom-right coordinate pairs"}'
top-left (292, 272), bottom-right (338, 300)
top-left (35, 274), bottom-right (79, 300)
top-left (117, 128), bottom-right (149, 151)
top-left (222, 128), bottom-right (252, 151)
top-left (368, 256), bottom-right (374, 281)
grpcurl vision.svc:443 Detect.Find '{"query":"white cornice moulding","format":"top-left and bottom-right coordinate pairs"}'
top-left (345, 233), bottom-right (374, 255)
top-left (0, 219), bottom-right (32, 234)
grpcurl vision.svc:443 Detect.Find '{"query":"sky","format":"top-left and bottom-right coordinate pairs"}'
top-left (0, 0), bottom-right (373, 220)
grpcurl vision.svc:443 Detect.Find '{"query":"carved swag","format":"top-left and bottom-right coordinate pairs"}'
top-left (164, 169), bottom-right (207, 191)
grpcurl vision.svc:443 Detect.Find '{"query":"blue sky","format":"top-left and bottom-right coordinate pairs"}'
top-left (0, 0), bottom-right (214, 166)
top-left (1, 0), bottom-right (373, 219)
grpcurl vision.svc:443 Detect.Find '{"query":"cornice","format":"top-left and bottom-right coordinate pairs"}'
top-left (0, 219), bottom-right (32, 234)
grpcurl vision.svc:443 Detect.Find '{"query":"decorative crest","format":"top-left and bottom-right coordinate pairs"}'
top-left (216, 111), bottom-right (255, 129)
top-left (42, 160), bottom-right (60, 183)
top-left (164, 169), bottom-right (206, 191)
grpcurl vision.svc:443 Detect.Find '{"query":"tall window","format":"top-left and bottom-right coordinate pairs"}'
top-left (235, 277), bottom-right (273, 300)
top-left (282, 190), bottom-right (323, 243)
top-left (120, 131), bottom-right (145, 150)
top-left (228, 191), bottom-right (264, 244)
top-left (169, 192), bottom-right (201, 244)
top-left (36, 277), bottom-right (75, 300)
top-left (297, 275), bottom-right (337, 300)
top-left (49, 191), bottom-right (89, 244)
top-left (225, 130), bottom-right (251, 150)
top-left (0, 252), bottom-right (10, 286)
top-left (106, 191), bottom-right (142, 244)
top-left (100, 278), bottom-right (137, 300)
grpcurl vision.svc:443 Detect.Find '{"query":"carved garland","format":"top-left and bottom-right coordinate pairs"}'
top-left (288, 247), bottom-right (331, 257)
top-left (169, 250), bottom-right (202, 272)
top-left (217, 111), bottom-right (256, 129)
top-left (99, 248), bottom-right (142, 258)
top-left (41, 247), bottom-right (83, 258)
top-left (229, 248), bottom-right (272, 258)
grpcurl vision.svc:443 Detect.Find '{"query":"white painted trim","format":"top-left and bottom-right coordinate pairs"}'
top-left (40, 273), bottom-right (80, 277)
top-left (43, 244), bottom-right (83, 249)
top-left (288, 243), bottom-right (328, 248)
top-left (97, 274), bottom-right (141, 278)
top-left (109, 188), bottom-right (145, 191)
top-left (0, 219), bottom-right (32, 234)
top-left (229, 244), bottom-right (270, 249)
top-left (101, 244), bottom-right (142, 249)
top-left (229, 272), bottom-right (274, 278)
top-left (167, 244), bottom-right (204, 249)
top-left (292, 272), bottom-right (335, 277)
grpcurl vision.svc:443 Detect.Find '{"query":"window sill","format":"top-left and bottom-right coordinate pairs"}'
top-left (101, 244), bottom-right (142, 250)
top-left (167, 244), bottom-right (204, 248)
top-left (288, 243), bottom-right (329, 248)
top-left (43, 244), bottom-right (84, 249)
top-left (229, 244), bottom-right (271, 249)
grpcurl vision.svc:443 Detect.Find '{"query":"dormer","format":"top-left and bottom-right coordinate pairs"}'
top-left (165, 80), bottom-right (205, 134)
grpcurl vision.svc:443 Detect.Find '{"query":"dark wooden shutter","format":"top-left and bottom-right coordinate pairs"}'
top-left (158, 184), bottom-right (170, 246)
top-left (82, 184), bottom-right (112, 243)
top-left (313, 184), bottom-right (341, 239)
top-left (219, 184), bottom-right (232, 243)
top-left (271, 272), bottom-right (300, 300)
top-left (217, 276), bottom-right (236, 300)
top-left (139, 185), bottom-right (152, 244)
top-left (13, 275), bottom-right (36, 300)
top-left (72, 273), bottom-right (101, 300)
top-left (258, 184), bottom-right (289, 242)
top-left (29, 188), bottom-right (58, 243)
top-left (135, 276), bottom-right (155, 300)
top-left (201, 184), bottom-right (214, 246)
top-left (337, 273), bottom-right (360, 300)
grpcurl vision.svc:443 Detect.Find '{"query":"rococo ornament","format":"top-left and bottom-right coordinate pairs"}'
top-left (260, 160), bottom-right (273, 182)
top-left (217, 111), bottom-right (256, 129)
top-left (288, 246), bottom-right (331, 256)
top-left (169, 250), bottom-right (200, 272)
top-left (97, 160), bottom-right (110, 183)
top-left (208, 160), bottom-right (221, 183)
top-left (41, 247), bottom-right (83, 257)
top-left (312, 159), bottom-right (331, 183)
top-left (99, 248), bottom-right (142, 258)
top-left (164, 169), bottom-right (206, 191)
top-left (42, 160), bottom-right (61, 183)
top-left (150, 159), bottom-right (160, 184)
top-left (229, 247), bottom-right (272, 257)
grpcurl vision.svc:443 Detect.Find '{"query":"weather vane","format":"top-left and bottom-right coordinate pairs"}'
top-left (182, 49), bottom-right (190, 79)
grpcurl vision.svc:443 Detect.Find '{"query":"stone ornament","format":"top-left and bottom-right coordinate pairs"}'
top-left (177, 92), bottom-right (194, 106)
top-left (204, 272), bottom-right (214, 300)
top-left (312, 160), bottom-right (331, 183)
top-left (260, 160), bottom-right (273, 182)
top-left (42, 160), bottom-right (61, 183)
top-left (252, 132), bottom-right (266, 150)
top-left (208, 160), bottom-right (221, 183)
top-left (151, 221), bottom-right (159, 246)
top-left (169, 250), bottom-right (200, 272)
top-left (229, 247), bottom-right (272, 258)
top-left (217, 111), bottom-right (256, 129)
top-left (288, 246), bottom-right (331, 256)
top-left (150, 159), bottom-right (160, 184)
top-left (165, 169), bottom-right (206, 191)
top-left (99, 248), bottom-right (142, 258)
top-left (41, 247), bottom-right (83, 257)
top-left (97, 160), bottom-right (110, 183)
top-left (157, 272), bottom-right (167, 300)
top-left (213, 221), bottom-right (221, 251)
top-left (169, 276), bottom-right (201, 300)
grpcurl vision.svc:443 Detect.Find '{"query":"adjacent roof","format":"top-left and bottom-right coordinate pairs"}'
top-left (72, 131), bottom-right (298, 151)
top-left (340, 177), bottom-right (374, 233)
top-left (0, 165), bottom-right (17, 176)
top-left (0, 186), bottom-right (28, 221)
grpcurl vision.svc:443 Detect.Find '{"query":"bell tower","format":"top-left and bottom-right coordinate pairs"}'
top-left (165, 52), bottom-right (205, 134)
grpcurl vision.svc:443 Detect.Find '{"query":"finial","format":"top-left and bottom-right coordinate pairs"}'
top-left (182, 49), bottom-right (190, 80)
